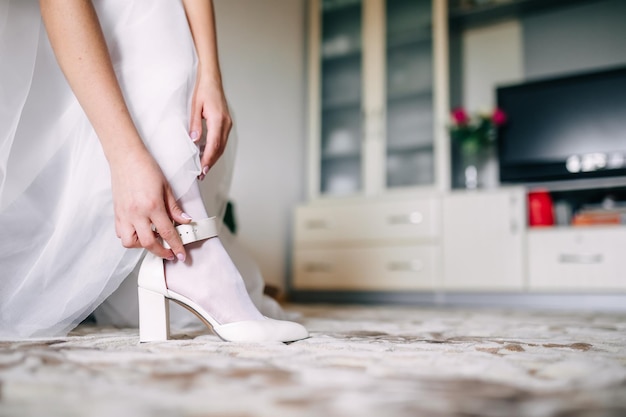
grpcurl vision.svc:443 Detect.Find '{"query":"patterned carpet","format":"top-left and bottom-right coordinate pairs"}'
top-left (1, 305), bottom-right (625, 417)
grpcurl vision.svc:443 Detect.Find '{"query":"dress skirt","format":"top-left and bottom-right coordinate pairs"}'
top-left (0, 0), bottom-right (220, 339)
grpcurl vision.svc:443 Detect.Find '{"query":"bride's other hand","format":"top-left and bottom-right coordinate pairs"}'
top-left (182, 0), bottom-right (230, 180)
top-left (189, 76), bottom-right (232, 180)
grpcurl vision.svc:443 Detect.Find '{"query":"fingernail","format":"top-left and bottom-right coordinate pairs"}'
top-left (190, 131), bottom-right (199, 141)
top-left (177, 253), bottom-right (186, 262)
top-left (202, 166), bottom-right (209, 175)
top-left (181, 212), bottom-right (192, 220)
top-left (166, 255), bottom-right (176, 261)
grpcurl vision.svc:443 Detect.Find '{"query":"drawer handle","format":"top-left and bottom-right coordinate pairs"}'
top-left (558, 254), bottom-right (603, 264)
top-left (304, 219), bottom-right (329, 230)
top-left (304, 262), bottom-right (333, 273)
top-left (387, 211), bottom-right (423, 225)
top-left (387, 260), bottom-right (423, 272)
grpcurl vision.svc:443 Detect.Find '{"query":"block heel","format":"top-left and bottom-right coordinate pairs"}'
top-left (138, 286), bottom-right (170, 342)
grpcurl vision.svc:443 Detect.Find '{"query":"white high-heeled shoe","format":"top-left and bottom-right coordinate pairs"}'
top-left (137, 217), bottom-right (309, 343)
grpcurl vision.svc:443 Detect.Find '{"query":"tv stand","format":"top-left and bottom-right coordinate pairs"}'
top-left (292, 185), bottom-right (626, 308)
top-left (524, 183), bottom-right (626, 291)
top-left (442, 184), bottom-right (626, 293)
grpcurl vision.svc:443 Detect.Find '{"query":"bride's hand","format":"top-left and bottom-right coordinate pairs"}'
top-left (110, 149), bottom-right (191, 261)
top-left (189, 75), bottom-right (232, 180)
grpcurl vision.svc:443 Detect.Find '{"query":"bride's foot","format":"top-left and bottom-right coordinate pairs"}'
top-left (137, 217), bottom-right (308, 343)
top-left (137, 182), bottom-right (307, 342)
top-left (164, 236), bottom-right (264, 325)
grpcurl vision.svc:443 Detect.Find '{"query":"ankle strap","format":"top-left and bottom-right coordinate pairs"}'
top-left (162, 217), bottom-right (218, 249)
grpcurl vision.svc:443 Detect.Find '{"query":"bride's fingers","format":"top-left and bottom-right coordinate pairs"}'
top-left (136, 220), bottom-right (175, 260)
top-left (199, 115), bottom-right (231, 180)
top-left (164, 187), bottom-right (192, 225)
top-left (151, 212), bottom-right (186, 261)
top-left (200, 120), bottom-right (221, 171)
top-left (189, 99), bottom-right (203, 143)
top-left (118, 222), bottom-right (141, 249)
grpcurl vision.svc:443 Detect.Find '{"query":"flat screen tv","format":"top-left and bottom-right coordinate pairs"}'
top-left (497, 66), bottom-right (626, 184)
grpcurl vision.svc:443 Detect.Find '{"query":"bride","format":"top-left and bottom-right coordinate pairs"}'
top-left (0, 0), bottom-right (307, 342)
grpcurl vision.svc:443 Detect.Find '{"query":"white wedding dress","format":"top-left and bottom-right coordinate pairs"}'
top-left (0, 0), bottom-right (281, 340)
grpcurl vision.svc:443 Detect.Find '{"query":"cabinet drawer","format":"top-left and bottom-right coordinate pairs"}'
top-left (528, 227), bottom-right (626, 290)
top-left (295, 199), bottom-right (440, 244)
top-left (293, 245), bottom-right (440, 291)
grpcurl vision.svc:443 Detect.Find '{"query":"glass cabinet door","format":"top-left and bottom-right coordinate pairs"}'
top-left (385, 0), bottom-right (434, 188)
top-left (319, 0), bottom-right (364, 196)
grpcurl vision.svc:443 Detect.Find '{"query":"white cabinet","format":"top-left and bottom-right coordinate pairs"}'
top-left (308, 0), bottom-right (449, 199)
top-left (293, 198), bottom-right (442, 291)
top-left (293, 245), bottom-right (440, 290)
top-left (293, 186), bottom-right (626, 294)
top-left (294, 0), bottom-right (448, 292)
top-left (528, 227), bottom-right (626, 291)
top-left (442, 188), bottom-right (526, 290)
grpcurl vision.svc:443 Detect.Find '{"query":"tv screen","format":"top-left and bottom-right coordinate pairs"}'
top-left (497, 66), bottom-right (626, 184)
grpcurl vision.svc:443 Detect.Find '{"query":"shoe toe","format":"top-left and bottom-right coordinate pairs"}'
top-left (214, 318), bottom-right (309, 343)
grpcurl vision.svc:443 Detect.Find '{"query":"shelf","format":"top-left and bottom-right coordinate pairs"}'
top-left (322, 0), bottom-right (361, 14)
top-left (387, 143), bottom-right (433, 155)
top-left (387, 89), bottom-right (432, 103)
top-left (540, 185), bottom-right (626, 227)
top-left (322, 105), bottom-right (361, 117)
top-left (321, 151), bottom-right (362, 162)
top-left (322, 98), bottom-right (362, 112)
top-left (386, 29), bottom-right (432, 50)
top-left (449, 0), bottom-right (605, 30)
top-left (517, 176), bottom-right (626, 193)
top-left (321, 48), bottom-right (362, 63)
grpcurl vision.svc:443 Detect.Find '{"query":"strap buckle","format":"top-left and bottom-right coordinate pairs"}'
top-left (175, 223), bottom-right (199, 245)
top-left (161, 217), bottom-right (218, 249)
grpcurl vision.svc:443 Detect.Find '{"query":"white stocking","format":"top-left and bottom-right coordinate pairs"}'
top-left (164, 182), bottom-right (264, 324)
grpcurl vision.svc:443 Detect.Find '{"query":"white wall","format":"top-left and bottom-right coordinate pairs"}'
top-left (213, 0), bottom-right (307, 289)
top-left (523, 0), bottom-right (626, 79)
top-left (462, 19), bottom-right (524, 112)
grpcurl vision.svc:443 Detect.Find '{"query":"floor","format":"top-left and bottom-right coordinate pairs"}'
top-left (1, 305), bottom-right (625, 417)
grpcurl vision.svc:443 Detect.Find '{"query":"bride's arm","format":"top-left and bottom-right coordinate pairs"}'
top-left (39, 0), bottom-right (190, 261)
top-left (181, 0), bottom-right (232, 180)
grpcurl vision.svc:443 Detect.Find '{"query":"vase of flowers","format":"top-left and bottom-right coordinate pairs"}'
top-left (449, 107), bottom-right (506, 189)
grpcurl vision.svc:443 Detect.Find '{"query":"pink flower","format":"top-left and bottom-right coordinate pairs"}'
top-left (492, 108), bottom-right (507, 126)
top-left (451, 107), bottom-right (469, 125)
